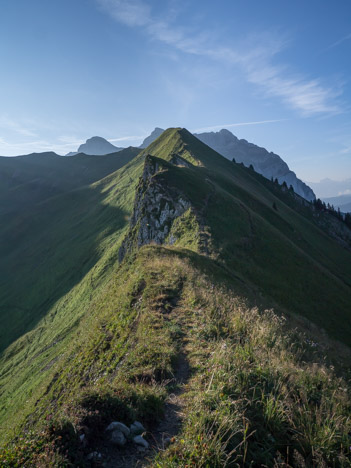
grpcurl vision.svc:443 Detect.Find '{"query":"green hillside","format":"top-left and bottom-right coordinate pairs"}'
top-left (0, 147), bottom-right (141, 351)
top-left (0, 147), bottom-right (140, 217)
top-left (1, 129), bottom-right (351, 467)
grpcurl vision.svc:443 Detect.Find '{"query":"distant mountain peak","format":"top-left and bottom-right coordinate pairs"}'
top-left (65, 136), bottom-right (123, 156)
top-left (139, 127), bottom-right (165, 148)
top-left (195, 128), bottom-right (315, 201)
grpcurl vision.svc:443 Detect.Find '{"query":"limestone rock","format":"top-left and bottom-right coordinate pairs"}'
top-left (105, 421), bottom-right (130, 436)
top-left (110, 430), bottom-right (127, 446)
top-left (130, 421), bottom-right (145, 435)
top-left (118, 155), bottom-right (191, 262)
top-left (133, 435), bottom-right (149, 448)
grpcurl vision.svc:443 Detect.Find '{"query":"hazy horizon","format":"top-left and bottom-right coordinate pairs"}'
top-left (1, 0), bottom-right (351, 183)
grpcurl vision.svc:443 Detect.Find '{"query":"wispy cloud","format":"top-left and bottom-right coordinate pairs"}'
top-left (193, 119), bottom-right (286, 133)
top-left (97, 0), bottom-right (343, 117)
top-left (0, 137), bottom-right (80, 156)
top-left (109, 135), bottom-right (146, 142)
top-left (325, 33), bottom-right (351, 51)
top-left (0, 115), bottom-right (38, 137)
top-left (0, 133), bottom-right (147, 156)
top-left (340, 144), bottom-right (351, 155)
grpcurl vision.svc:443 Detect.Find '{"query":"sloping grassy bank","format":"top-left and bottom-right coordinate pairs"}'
top-left (1, 246), bottom-right (350, 467)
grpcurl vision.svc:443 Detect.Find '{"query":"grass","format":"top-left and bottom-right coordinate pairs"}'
top-left (3, 246), bottom-right (350, 466)
top-left (0, 147), bottom-right (141, 352)
top-left (1, 128), bottom-right (351, 466)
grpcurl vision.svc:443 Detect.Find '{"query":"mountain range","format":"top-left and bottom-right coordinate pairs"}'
top-left (308, 177), bottom-right (351, 199)
top-left (67, 128), bottom-right (315, 201)
top-left (195, 129), bottom-right (316, 201)
top-left (322, 193), bottom-right (351, 213)
top-left (64, 128), bottom-right (165, 157)
top-left (1, 128), bottom-right (351, 466)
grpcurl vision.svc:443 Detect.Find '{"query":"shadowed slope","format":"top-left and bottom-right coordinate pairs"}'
top-left (0, 128), bottom-right (351, 467)
top-left (0, 149), bottom-right (143, 352)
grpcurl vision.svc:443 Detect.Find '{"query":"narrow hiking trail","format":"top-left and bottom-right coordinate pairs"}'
top-left (96, 292), bottom-right (193, 467)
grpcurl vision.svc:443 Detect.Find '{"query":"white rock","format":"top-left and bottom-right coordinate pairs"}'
top-left (87, 452), bottom-right (102, 460)
top-left (105, 421), bottom-right (130, 436)
top-left (130, 421), bottom-right (145, 435)
top-left (133, 435), bottom-right (149, 448)
top-left (111, 430), bottom-right (127, 446)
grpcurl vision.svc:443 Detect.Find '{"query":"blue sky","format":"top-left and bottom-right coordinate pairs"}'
top-left (1, 0), bottom-right (351, 183)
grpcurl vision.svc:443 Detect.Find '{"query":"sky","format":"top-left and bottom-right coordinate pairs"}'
top-left (1, 0), bottom-right (351, 183)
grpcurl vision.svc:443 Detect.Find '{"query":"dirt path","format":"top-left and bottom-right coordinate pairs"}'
top-left (95, 351), bottom-right (190, 468)
top-left (93, 303), bottom-right (191, 468)
top-left (150, 350), bottom-right (190, 452)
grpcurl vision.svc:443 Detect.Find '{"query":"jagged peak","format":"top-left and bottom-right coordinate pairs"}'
top-left (139, 127), bottom-right (165, 148)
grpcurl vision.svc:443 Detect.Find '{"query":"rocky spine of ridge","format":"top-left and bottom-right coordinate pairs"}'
top-left (195, 129), bottom-right (315, 201)
top-left (118, 155), bottom-right (192, 261)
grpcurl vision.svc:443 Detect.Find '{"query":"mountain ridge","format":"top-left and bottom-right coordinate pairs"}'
top-left (1, 127), bottom-right (351, 466)
top-left (195, 128), bottom-right (315, 200)
top-left (139, 127), bottom-right (316, 201)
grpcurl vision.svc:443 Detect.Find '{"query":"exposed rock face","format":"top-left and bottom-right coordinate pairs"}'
top-left (195, 129), bottom-right (315, 201)
top-left (118, 155), bottom-right (191, 261)
top-left (139, 128), bottom-right (165, 148)
top-left (65, 136), bottom-right (123, 156)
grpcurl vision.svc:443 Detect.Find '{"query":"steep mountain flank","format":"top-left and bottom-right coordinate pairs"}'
top-left (0, 147), bottom-right (141, 351)
top-left (1, 128), bottom-right (351, 467)
top-left (195, 128), bottom-right (315, 201)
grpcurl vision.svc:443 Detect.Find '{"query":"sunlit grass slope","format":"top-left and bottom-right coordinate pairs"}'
top-left (144, 128), bottom-right (351, 345)
top-left (1, 247), bottom-right (350, 466)
top-left (0, 128), bottom-right (351, 467)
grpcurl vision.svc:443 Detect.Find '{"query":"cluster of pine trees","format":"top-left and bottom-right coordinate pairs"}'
top-left (313, 198), bottom-right (351, 228)
top-left (240, 162), bottom-right (351, 230)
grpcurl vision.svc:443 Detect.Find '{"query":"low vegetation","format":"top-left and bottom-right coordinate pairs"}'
top-left (1, 128), bottom-right (351, 466)
top-left (1, 247), bottom-right (351, 466)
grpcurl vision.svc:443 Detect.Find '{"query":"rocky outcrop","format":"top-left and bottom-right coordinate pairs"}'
top-left (118, 155), bottom-right (191, 261)
top-left (195, 129), bottom-right (316, 201)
